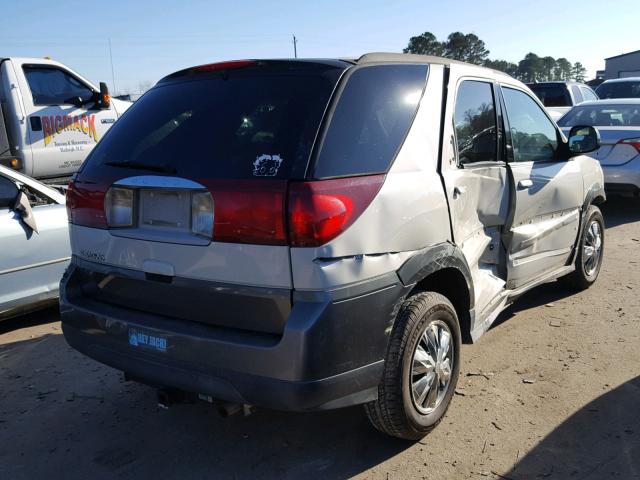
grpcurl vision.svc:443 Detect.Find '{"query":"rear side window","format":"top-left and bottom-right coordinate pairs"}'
top-left (596, 81), bottom-right (640, 99)
top-left (571, 85), bottom-right (584, 104)
top-left (502, 87), bottom-right (558, 162)
top-left (84, 71), bottom-right (340, 180)
top-left (528, 84), bottom-right (571, 107)
top-left (453, 80), bottom-right (497, 164)
top-left (581, 87), bottom-right (598, 102)
top-left (23, 66), bottom-right (94, 105)
top-left (312, 64), bottom-right (427, 178)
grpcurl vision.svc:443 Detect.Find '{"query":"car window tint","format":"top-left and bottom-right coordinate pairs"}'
top-left (313, 64), bottom-right (427, 178)
top-left (558, 104), bottom-right (640, 127)
top-left (23, 66), bottom-right (94, 105)
top-left (0, 175), bottom-right (18, 208)
top-left (528, 84), bottom-right (571, 107)
top-left (86, 70), bottom-right (340, 180)
top-left (596, 81), bottom-right (640, 99)
top-left (453, 80), bottom-right (497, 164)
top-left (571, 85), bottom-right (584, 104)
top-left (502, 87), bottom-right (558, 162)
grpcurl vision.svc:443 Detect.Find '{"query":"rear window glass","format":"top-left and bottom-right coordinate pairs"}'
top-left (596, 81), bottom-right (640, 99)
top-left (312, 64), bottom-right (428, 178)
top-left (558, 104), bottom-right (640, 127)
top-left (528, 84), bottom-right (571, 107)
top-left (84, 70), bottom-right (340, 179)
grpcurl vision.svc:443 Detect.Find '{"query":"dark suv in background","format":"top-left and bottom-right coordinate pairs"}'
top-left (527, 81), bottom-right (599, 121)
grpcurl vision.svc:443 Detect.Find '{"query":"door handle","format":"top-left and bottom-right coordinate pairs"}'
top-left (518, 179), bottom-right (533, 189)
top-left (453, 185), bottom-right (467, 198)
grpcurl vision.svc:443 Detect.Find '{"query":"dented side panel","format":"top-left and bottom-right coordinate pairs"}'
top-left (290, 64), bottom-right (451, 291)
top-left (506, 160), bottom-right (583, 288)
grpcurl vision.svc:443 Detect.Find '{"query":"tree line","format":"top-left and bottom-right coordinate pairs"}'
top-left (403, 32), bottom-right (588, 83)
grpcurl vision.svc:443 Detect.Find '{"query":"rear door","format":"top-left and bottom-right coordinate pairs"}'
top-left (441, 71), bottom-right (510, 315)
top-left (500, 85), bottom-right (582, 289)
top-left (15, 61), bottom-right (114, 178)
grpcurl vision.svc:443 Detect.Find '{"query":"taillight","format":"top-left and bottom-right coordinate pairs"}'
top-left (105, 187), bottom-right (134, 227)
top-left (288, 175), bottom-right (385, 247)
top-left (66, 180), bottom-right (107, 228)
top-left (66, 174), bottom-right (385, 247)
top-left (618, 137), bottom-right (640, 153)
top-left (191, 191), bottom-right (214, 238)
top-left (201, 179), bottom-right (287, 245)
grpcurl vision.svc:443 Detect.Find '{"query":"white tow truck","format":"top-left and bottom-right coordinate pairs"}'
top-left (0, 57), bottom-right (131, 181)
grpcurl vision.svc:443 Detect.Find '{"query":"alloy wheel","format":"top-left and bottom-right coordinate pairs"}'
top-left (410, 320), bottom-right (454, 414)
top-left (583, 220), bottom-right (603, 277)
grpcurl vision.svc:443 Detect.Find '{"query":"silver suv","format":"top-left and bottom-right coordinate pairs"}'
top-left (60, 53), bottom-right (605, 440)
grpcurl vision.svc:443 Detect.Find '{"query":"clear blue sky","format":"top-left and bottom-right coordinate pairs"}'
top-left (2, 0), bottom-right (637, 94)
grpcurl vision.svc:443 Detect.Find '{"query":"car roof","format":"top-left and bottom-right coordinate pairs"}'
top-left (576, 99), bottom-right (640, 105)
top-left (526, 81), bottom-right (585, 86)
top-left (353, 53), bottom-right (515, 81)
top-left (600, 77), bottom-right (640, 84)
top-left (171, 53), bottom-right (514, 82)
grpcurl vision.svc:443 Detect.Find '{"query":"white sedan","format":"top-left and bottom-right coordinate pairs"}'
top-left (0, 165), bottom-right (70, 319)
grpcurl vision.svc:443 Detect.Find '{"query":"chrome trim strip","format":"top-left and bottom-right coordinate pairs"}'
top-left (0, 257), bottom-right (70, 276)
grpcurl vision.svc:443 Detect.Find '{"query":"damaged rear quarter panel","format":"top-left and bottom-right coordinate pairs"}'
top-left (290, 65), bottom-right (450, 291)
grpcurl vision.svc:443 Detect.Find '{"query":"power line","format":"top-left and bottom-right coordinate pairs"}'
top-left (108, 38), bottom-right (116, 93)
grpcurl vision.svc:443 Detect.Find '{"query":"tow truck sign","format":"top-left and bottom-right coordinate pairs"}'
top-left (42, 114), bottom-right (99, 146)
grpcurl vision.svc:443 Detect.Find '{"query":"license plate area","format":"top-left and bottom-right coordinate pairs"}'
top-left (109, 187), bottom-right (211, 246)
top-left (139, 189), bottom-right (191, 233)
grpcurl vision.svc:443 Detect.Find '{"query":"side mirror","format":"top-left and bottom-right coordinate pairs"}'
top-left (97, 82), bottom-right (111, 110)
top-left (568, 125), bottom-right (600, 155)
top-left (12, 189), bottom-right (39, 233)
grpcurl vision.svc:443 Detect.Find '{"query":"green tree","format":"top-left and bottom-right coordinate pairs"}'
top-left (443, 32), bottom-right (490, 65)
top-left (517, 53), bottom-right (543, 82)
top-left (541, 56), bottom-right (556, 81)
top-left (403, 32), bottom-right (444, 56)
top-left (484, 59), bottom-right (518, 77)
top-left (553, 58), bottom-right (573, 80)
top-left (572, 62), bottom-right (587, 82)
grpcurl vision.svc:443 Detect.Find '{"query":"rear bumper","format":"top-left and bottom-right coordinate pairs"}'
top-left (603, 156), bottom-right (640, 193)
top-left (60, 258), bottom-right (409, 411)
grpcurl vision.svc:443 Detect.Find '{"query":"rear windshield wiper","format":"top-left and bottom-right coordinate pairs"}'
top-left (104, 161), bottom-right (177, 174)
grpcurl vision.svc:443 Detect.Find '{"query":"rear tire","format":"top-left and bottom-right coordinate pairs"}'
top-left (559, 205), bottom-right (604, 291)
top-left (364, 292), bottom-right (461, 441)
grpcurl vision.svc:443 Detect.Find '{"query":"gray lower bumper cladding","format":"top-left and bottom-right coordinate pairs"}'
top-left (60, 259), bottom-right (410, 411)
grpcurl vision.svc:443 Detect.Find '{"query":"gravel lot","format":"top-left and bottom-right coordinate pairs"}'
top-left (1, 197), bottom-right (639, 480)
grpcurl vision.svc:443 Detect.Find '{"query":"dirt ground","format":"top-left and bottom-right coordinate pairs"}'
top-left (1, 197), bottom-right (639, 480)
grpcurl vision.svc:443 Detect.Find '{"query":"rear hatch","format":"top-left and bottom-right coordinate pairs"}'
top-left (66, 60), bottom-right (347, 335)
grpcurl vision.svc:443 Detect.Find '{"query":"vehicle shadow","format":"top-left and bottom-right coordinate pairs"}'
top-left (506, 375), bottom-right (640, 479)
top-left (600, 195), bottom-right (640, 228)
top-left (490, 282), bottom-right (572, 330)
top-left (0, 305), bottom-right (59, 334)
top-left (0, 333), bottom-right (410, 480)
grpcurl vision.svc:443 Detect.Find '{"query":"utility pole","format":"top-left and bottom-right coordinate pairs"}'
top-left (108, 38), bottom-right (117, 94)
top-left (292, 34), bottom-right (298, 58)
